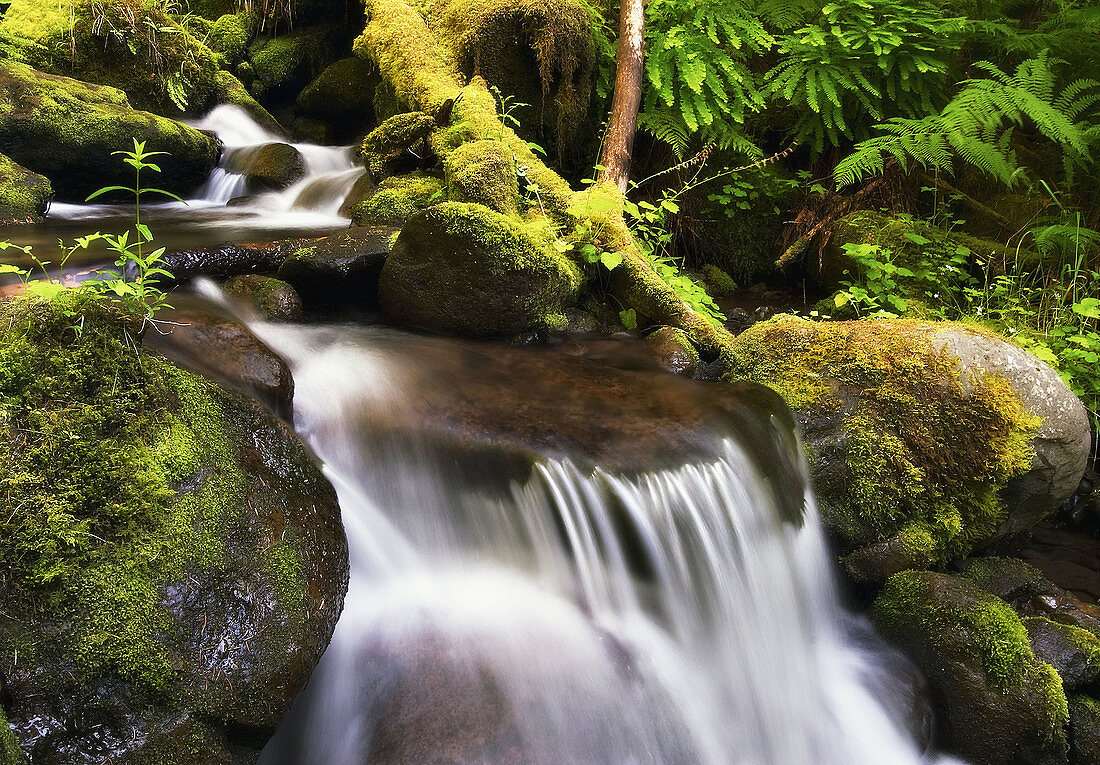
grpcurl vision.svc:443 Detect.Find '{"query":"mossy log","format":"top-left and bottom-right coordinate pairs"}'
top-left (354, 0), bottom-right (737, 362)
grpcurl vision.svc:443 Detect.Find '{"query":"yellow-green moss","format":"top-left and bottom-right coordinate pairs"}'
top-left (700, 265), bottom-right (738, 297)
top-left (0, 706), bottom-right (23, 764)
top-left (444, 139), bottom-right (518, 214)
top-left (730, 316), bottom-right (1042, 563)
top-left (0, 152), bottom-right (51, 222)
top-left (248, 24), bottom-right (337, 96)
top-left (207, 12), bottom-right (254, 63)
top-left (354, 172), bottom-right (444, 225)
top-left (0, 295), bottom-right (303, 692)
top-left (358, 111), bottom-right (438, 177)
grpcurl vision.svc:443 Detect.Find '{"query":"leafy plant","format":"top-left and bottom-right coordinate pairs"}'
top-left (0, 140), bottom-right (180, 330)
top-left (834, 53), bottom-right (1100, 188)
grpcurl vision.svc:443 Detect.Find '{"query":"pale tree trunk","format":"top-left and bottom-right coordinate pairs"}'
top-left (598, 0), bottom-right (645, 194)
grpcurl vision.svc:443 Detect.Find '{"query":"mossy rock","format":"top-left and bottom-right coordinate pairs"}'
top-left (444, 139), bottom-right (519, 215)
top-left (729, 316), bottom-right (1091, 579)
top-left (872, 570), bottom-right (1068, 765)
top-left (277, 226), bottom-right (398, 312)
top-left (225, 142), bottom-right (306, 191)
top-left (0, 295), bottom-right (348, 762)
top-left (207, 12), bottom-right (254, 64)
top-left (1026, 617), bottom-right (1100, 691)
top-left (223, 274), bottom-right (304, 322)
top-left (1069, 695), bottom-right (1100, 765)
top-left (429, 0), bottom-right (596, 156)
top-left (0, 61), bottom-right (219, 201)
top-left (248, 24), bottom-right (342, 101)
top-left (0, 0), bottom-right (222, 114)
top-left (297, 57), bottom-right (380, 137)
top-left (353, 172), bottom-right (444, 226)
top-left (0, 152), bottom-right (51, 223)
top-left (645, 326), bottom-right (700, 378)
top-left (700, 264), bottom-right (738, 297)
top-left (0, 707), bottom-right (23, 765)
top-left (358, 111), bottom-right (438, 179)
top-left (212, 70), bottom-right (287, 137)
top-left (379, 201), bottom-right (583, 337)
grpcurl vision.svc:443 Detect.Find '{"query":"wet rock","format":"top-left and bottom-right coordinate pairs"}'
top-left (729, 317), bottom-right (1092, 580)
top-left (296, 58), bottom-right (379, 138)
top-left (644, 326), bottom-right (699, 378)
top-left (0, 298), bottom-right (347, 764)
top-left (871, 570), bottom-right (1068, 765)
top-left (223, 274), bottom-right (303, 321)
top-left (162, 239), bottom-right (311, 283)
top-left (1069, 695), bottom-right (1100, 765)
top-left (379, 202), bottom-right (582, 338)
top-left (225, 142), bottom-right (306, 191)
top-left (0, 60), bottom-right (218, 201)
top-left (277, 226), bottom-right (397, 312)
top-left (1025, 618), bottom-right (1100, 690)
top-left (0, 152), bottom-right (51, 223)
top-left (143, 305), bottom-right (295, 419)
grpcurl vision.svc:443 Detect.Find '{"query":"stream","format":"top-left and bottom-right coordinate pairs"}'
top-left (12, 106), bottom-right (965, 764)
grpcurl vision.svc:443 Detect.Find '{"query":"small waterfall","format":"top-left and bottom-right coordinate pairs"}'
top-left (195, 167), bottom-right (248, 204)
top-left (247, 322), bottom-right (962, 765)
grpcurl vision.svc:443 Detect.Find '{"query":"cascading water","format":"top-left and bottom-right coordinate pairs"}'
top-left (45, 105), bottom-right (364, 240)
top-left (239, 318), bottom-right (965, 765)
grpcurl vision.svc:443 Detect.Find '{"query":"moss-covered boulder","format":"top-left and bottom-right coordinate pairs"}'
top-left (729, 316), bottom-right (1091, 580)
top-left (872, 570), bottom-right (1068, 765)
top-left (225, 142), bottom-right (306, 191)
top-left (0, 61), bottom-right (219, 201)
top-left (352, 172), bottom-right (444, 226)
top-left (223, 274), bottom-right (304, 321)
top-left (278, 226), bottom-right (398, 312)
top-left (1025, 618), bottom-right (1100, 690)
top-left (1069, 695), bottom-right (1100, 765)
top-left (645, 326), bottom-right (700, 378)
top-left (379, 202), bottom-right (583, 337)
top-left (359, 112), bottom-right (438, 179)
top-left (0, 0), bottom-right (222, 115)
top-left (297, 57), bottom-right (380, 138)
top-left (248, 24), bottom-right (342, 101)
top-left (0, 152), bottom-right (51, 223)
top-left (444, 139), bottom-right (519, 215)
top-left (207, 12), bottom-right (254, 64)
top-left (212, 70), bottom-right (287, 137)
top-left (0, 295), bottom-right (348, 763)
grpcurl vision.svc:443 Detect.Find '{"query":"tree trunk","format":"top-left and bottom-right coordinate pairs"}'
top-left (598, 0), bottom-right (645, 194)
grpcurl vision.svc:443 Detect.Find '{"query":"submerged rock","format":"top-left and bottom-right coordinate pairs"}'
top-left (379, 202), bottom-right (583, 338)
top-left (223, 274), bottom-right (304, 322)
top-left (0, 61), bottom-right (218, 201)
top-left (0, 152), bottom-right (51, 223)
top-left (872, 570), bottom-right (1068, 765)
top-left (729, 316), bottom-right (1091, 580)
top-left (143, 304), bottom-right (296, 420)
top-left (0, 295), bottom-right (347, 763)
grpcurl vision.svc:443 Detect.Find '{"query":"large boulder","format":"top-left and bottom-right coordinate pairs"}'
top-left (0, 152), bottom-right (51, 223)
top-left (0, 295), bottom-right (348, 763)
top-left (379, 202), bottom-right (583, 338)
top-left (296, 57), bottom-right (379, 138)
top-left (729, 316), bottom-right (1091, 580)
top-left (0, 61), bottom-right (219, 201)
top-left (871, 570), bottom-right (1068, 765)
top-left (225, 142), bottom-right (306, 191)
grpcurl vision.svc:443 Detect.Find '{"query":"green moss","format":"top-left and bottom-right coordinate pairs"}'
top-left (700, 264), bottom-right (738, 297)
top-left (730, 316), bottom-right (1041, 563)
top-left (873, 571), bottom-right (1046, 691)
top-left (0, 707), bottom-right (24, 765)
top-left (0, 295), bottom-right (305, 692)
top-left (208, 12), bottom-right (253, 63)
top-left (0, 152), bottom-right (51, 222)
top-left (358, 111), bottom-right (438, 177)
top-left (444, 139), bottom-right (518, 214)
top-left (354, 172), bottom-right (444, 226)
top-left (248, 24), bottom-right (338, 96)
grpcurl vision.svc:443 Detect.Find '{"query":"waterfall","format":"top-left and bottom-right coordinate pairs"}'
top-left (244, 320), bottom-right (964, 765)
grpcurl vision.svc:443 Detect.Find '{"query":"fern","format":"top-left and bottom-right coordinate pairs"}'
top-left (834, 53), bottom-right (1100, 188)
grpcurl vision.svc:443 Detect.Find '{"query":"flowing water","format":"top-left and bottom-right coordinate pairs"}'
top-left (239, 320), bottom-right (961, 765)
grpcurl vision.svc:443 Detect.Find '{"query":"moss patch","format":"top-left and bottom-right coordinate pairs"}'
top-left (353, 172), bottom-right (444, 225)
top-left (0, 706), bottom-right (23, 764)
top-left (0, 152), bottom-right (51, 223)
top-left (729, 316), bottom-right (1041, 564)
top-left (444, 139), bottom-right (518, 214)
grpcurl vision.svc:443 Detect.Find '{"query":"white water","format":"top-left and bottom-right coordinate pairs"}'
top-left (245, 320), bottom-right (964, 765)
top-left (50, 105), bottom-right (364, 232)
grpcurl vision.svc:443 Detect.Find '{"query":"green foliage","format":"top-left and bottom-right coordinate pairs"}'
top-left (0, 139), bottom-right (178, 328)
top-left (766, 0), bottom-right (963, 154)
top-left (834, 53), bottom-right (1100, 188)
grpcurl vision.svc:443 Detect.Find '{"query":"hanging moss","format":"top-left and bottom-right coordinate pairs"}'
top-left (728, 316), bottom-right (1041, 565)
